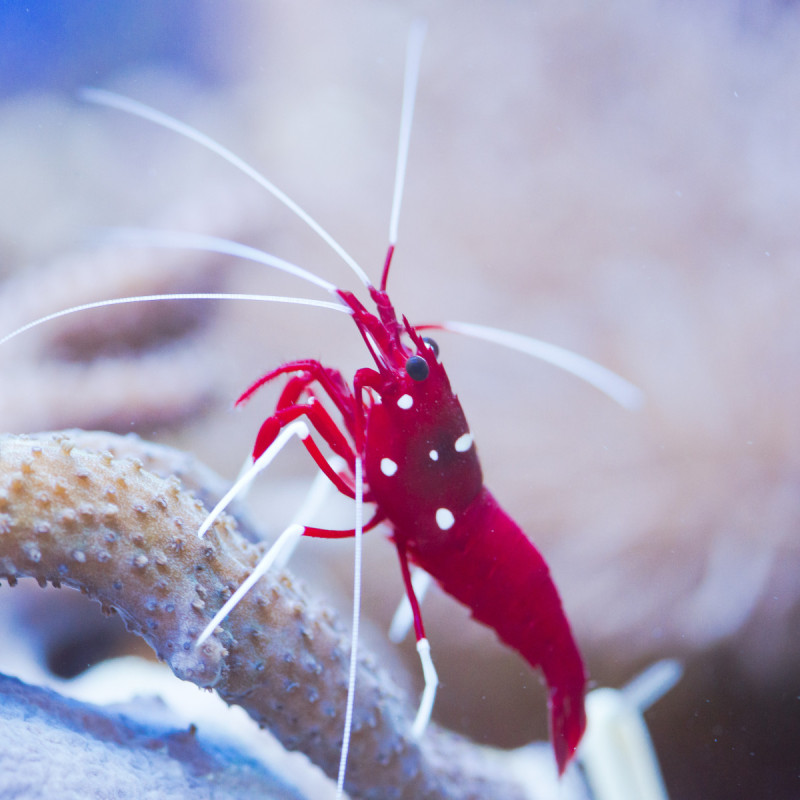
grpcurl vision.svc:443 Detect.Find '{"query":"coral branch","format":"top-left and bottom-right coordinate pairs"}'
top-left (0, 431), bottom-right (532, 800)
top-left (0, 672), bottom-right (308, 800)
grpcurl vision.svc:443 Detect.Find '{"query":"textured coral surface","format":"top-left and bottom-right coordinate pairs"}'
top-left (0, 431), bottom-right (537, 800)
top-left (0, 672), bottom-right (308, 800)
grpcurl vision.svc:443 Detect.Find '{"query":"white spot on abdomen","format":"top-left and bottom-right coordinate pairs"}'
top-left (454, 432), bottom-right (473, 452)
top-left (428, 450), bottom-right (439, 461)
top-left (380, 458), bottom-right (398, 477)
top-left (435, 508), bottom-right (455, 530)
top-left (397, 394), bottom-right (413, 409)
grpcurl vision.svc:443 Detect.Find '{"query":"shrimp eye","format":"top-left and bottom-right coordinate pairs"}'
top-left (422, 337), bottom-right (440, 357)
top-left (405, 355), bottom-right (429, 381)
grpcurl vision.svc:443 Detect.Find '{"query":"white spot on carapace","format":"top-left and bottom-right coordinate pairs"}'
top-left (397, 394), bottom-right (413, 410)
top-left (428, 450), bottom-right (439, 461)
top-left (380, 458), bottom-right (398, 477)
top-left (435, 508), bottom-right (455, 530)
top-left (454, 432), bottom-right (473, 452)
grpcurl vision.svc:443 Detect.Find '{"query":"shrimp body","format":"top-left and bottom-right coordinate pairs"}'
top-left (404, 489), bottom-right (586, 773)
top-left (239, 282), bottom-right (587, 770)
top-left (347, 287), bottom-right (586, 772)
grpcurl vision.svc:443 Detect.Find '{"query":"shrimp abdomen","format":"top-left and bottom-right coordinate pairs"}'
top-left (405, 487), bottom-right (587, 774)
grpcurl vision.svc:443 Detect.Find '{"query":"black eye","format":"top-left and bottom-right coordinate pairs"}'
top-left (405, 355), bottom-right (429, 381)
top-left (422, 337), bottom-right (440, 358)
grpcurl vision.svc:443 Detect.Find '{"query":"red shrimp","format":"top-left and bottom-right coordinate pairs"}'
top-left (0, 24), bottom-right (645, 794)
top-left (233, 258), bottom-right (587, 773)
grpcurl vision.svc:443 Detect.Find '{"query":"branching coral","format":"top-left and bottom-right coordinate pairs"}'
top-left (0, 430), bottom-right (537, 800)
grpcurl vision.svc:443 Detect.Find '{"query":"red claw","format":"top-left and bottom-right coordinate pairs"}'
top-left (252, 417), bottom-right (280, 461)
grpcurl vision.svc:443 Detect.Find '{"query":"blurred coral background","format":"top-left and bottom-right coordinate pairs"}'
top-left (1, 1), bottom-right (798, 798)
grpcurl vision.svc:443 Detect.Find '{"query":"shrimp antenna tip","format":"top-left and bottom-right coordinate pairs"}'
top-left (441, 321), bottom-right (645, 410)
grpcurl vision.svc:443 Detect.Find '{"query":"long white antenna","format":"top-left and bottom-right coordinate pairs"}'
top-left (96, 228), bottom-right (339, 294)
top-left (441, 320), bottom-right (645, 410)
top-left (388, 20), bottom-right (427, 248)
top-left (0, 293), bottom-right (349, 349)
top-left (80, 87), bottom-right (373, 289)
top-left (335, 454), bottom-right (364, 800)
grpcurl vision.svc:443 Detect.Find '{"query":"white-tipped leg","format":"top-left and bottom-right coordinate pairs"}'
top-left (410, 638), bottom-right (438, 740)
top-left (274, 454), bottom-right (346, 571)
top-left (335, 456), bottom-right (364, 800)
top-left (231, 452), bottom-right (260, 501)
top-left (622, 659), bottom-right (682, 713)
top-left (388, 568), bottom-right (433, 643)
top-left (196, 523), bottom-right (305, 647)
top-left (197, 420), bottom-right (310, 539)
top-left (579, 660), bottom-right (683, 800)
